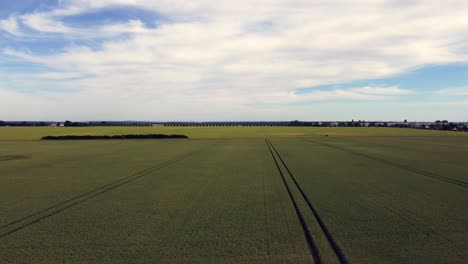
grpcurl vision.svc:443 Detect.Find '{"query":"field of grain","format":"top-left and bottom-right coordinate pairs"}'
top-left (0, 126), bottom-right (464, 140)
top-left (0, 128), bottom-right (467, 263)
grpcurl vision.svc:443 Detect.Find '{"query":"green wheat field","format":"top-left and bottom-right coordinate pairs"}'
top-left (1, 127), bottom-right (467, 263)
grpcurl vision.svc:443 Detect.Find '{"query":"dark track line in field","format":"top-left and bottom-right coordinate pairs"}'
top-left (0, 140), bottom-right (227, 239)
top-left (267, 139), bottom-right (349, 264)
top-left (303, 139), bottom-right (468, 189)
top-left (265, 139), bottom-right (321, 264)
top-left (1, 151), bottom-right (191, 230)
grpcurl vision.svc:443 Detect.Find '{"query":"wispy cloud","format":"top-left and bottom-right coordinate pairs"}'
top-left (250, 86), bottom-right (413, 104)
top-left (21, 12), bottom-right (71, 33)
top-left (436, 87), bottom-right (468, 96)
top-left (0, 16), bottom-right (22, 36)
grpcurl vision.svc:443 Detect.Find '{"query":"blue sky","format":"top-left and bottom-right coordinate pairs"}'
top-left (1, 0), bottom-right (468, 121)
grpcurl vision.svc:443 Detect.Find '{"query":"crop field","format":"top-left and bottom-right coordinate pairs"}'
top-left (0, 126), bottom-right (463, 140)
top-left (0, 128), bottom-right (467, 263)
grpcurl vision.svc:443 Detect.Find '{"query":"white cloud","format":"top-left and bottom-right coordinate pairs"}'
top-left (248, 86), bottom-right (413, 104)
top-left (0, 16), bottom-right (21, 36)
top-left (436, 87), bottom-right (468, 96)
top-left (352, 86), bottom-right (414, 96)
top-left (1, 0), bottom-right (468, 120)
top-left (20, 13), bottom-right (71, 33)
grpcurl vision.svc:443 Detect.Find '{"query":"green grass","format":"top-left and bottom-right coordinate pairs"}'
top-left (0, 126), bottom-right (466, 140)
top-left (1, 129), bottom-right (467, 263)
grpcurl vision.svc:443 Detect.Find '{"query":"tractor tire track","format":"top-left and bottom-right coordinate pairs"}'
top-left (1, 153), bottom-right (189, 230)
top-left (265, 139), bottom-right (321, 264)
top-left (0, 153), bottom-right (192, 239)
top-left (0, 141), bottom-right (222, 239)
top-left (267, 139), bottom-right (349, 264)
top-left (302, 139), bottom-right (468, 189)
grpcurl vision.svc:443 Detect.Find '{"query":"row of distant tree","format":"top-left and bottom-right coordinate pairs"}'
top-left (62, 121), bottom-right (153, 127)
top-left (163, 120), bottom-right (391, 127)
top-left (0, 121), bottom-right (153, 127)
top-left (1, 120), bottom-right (467, 131)
top-left (0, 121), bottom-right (51, 126)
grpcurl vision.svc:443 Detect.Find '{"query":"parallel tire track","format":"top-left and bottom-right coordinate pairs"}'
top-left (1, 153), bottom-right (190, 230)
top-left (267, 139), bottom-right (349, 264)
top-left (265, 139), bottom-right (321, 264)
top-left (303, 139), bottom-right (468, 189)
top-left (0, 142), bottom-right (220, 239)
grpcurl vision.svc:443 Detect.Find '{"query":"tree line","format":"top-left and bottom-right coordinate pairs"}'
top-left (1, 120), bottom-right (467, 132)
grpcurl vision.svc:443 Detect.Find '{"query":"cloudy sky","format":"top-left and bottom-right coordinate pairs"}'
top-left (1, 0), bottom-right (468, 121)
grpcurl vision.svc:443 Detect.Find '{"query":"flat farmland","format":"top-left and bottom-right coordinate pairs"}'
top-left (0, 129), bottom-right (467, 263)
top-left (0, 126), bottom-right (463, 140)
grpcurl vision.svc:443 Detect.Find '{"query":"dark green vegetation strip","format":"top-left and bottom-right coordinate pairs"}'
top-left (267, 139), bottom-right (349, 264)
top-left (41, 134), bottom-right (188, 140)
top-left (0, 155), bottom-right (29, 161)
top-left (303, 139), bottom-right (468, 188)
top-left (0, 145), bottom-right (210, 238)
top-left (265, 139), bottom-right (320, 263)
